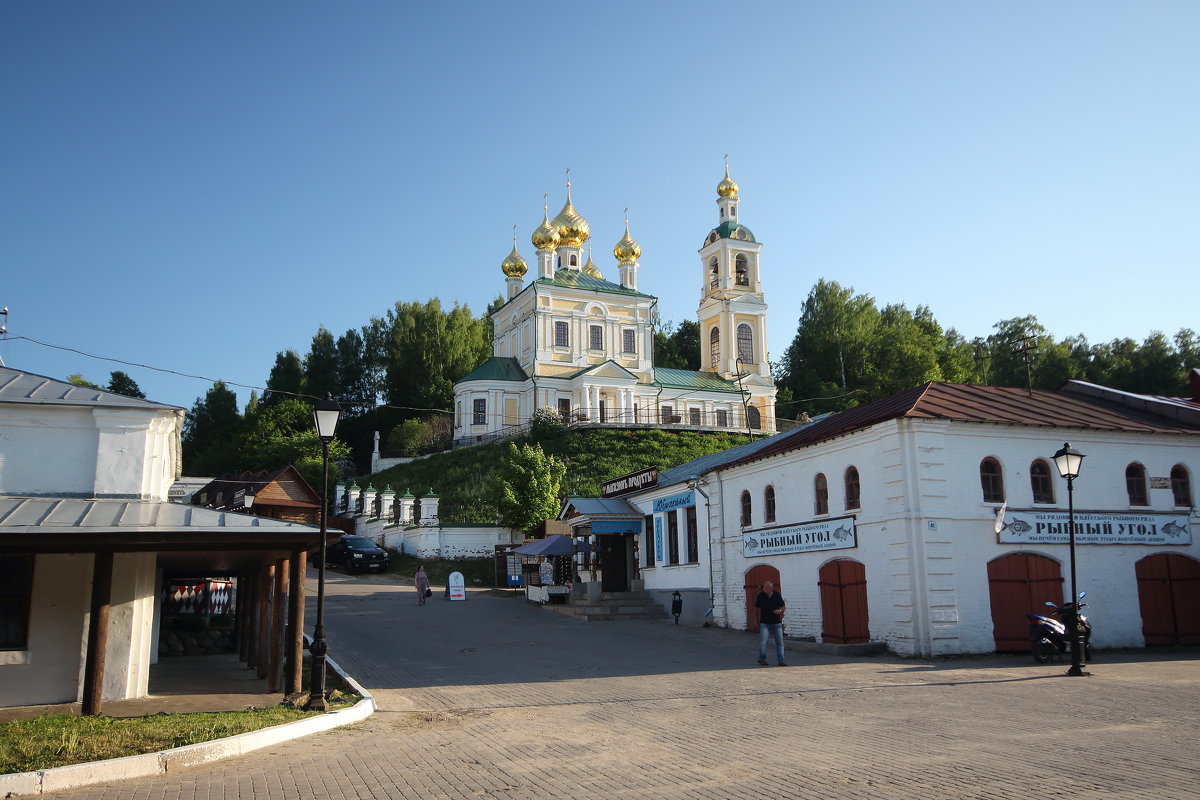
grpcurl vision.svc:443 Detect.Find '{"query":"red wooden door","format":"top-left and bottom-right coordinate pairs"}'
top-left (743, 565), bottom-right (781, 631)
top-left (818, 559), bottom-right (869, 644)
top-left (1136, 554), bottom-right (1200, 645)
top-left (987, 554), bottom-right (1063, 652)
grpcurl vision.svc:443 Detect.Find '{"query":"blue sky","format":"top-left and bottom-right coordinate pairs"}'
top-left (3, 1), bottom-right (1197, 411)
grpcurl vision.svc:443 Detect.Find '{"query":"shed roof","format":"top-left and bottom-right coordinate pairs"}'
top-left (0, 366), bottom-right (181, 411)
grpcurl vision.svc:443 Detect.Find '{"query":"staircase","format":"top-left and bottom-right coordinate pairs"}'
top-left (543, 590), bottom-right (669, 622)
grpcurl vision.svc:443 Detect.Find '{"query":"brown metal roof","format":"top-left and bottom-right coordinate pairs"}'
top-left (720, 381), bottom-right (1200, 471)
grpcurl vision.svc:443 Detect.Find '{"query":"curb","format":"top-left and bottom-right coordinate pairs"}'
top-left (0, 650), bottom-right (375, 797)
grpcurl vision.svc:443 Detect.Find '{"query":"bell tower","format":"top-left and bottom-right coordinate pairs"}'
top-left (696, 160), bottom-right (770, 381)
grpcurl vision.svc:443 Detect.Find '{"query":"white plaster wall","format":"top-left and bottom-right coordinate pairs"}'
top-left (359, 518), bottom-right (518, 560)
top-left (101, 552), bottom-right (158, 700)
top-left (0, 554), bottom-right (91, 706)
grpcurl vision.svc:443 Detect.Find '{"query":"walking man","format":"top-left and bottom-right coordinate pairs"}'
top-left (755, 580), bottom-right (786, 666)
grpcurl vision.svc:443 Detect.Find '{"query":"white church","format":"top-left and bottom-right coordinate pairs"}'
top-left (452, 166), bottom-right (778, 445)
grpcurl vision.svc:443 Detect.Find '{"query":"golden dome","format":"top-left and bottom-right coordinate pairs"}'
top-left (551, 177), bottom-right (590, 247)
top-left (717, 160), bottom-right (739, 198)
top-left (501, 228), bottom-right (527, 278)
top-left (531, 195), bottom-right (560, 250)
top-left (582, 248), bottom-right (603, 279)
top-left (613, 213), bottom-right (641, 264)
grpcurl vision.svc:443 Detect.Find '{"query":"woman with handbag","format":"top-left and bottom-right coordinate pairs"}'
top-left (415, 565), bottom-right (431, 606)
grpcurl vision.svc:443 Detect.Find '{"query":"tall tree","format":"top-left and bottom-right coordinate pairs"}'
top-left (264, 350), bottom-right (304, 406)
top-left (106, 371), bottom-right (146, 399)
top-left (303, 327), bottom-right (339, 399)
top-left (384, 299), bottom-right (490, 413)
top-left (653, 319), bottom-right (701, 370)
top-left (495, 442), bottom-right (566, 533)
top-left (182, 381), bottom-right (241, 475)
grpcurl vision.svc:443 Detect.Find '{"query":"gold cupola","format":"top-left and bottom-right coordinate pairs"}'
top-left (717, 159), bottom-right (739, 198)
top-left (531, 194), bottom-right (560, 251)
top-left (501, 227), bottom-right (527, 278)
top-left (582, 247), bottom-right (603, 279)
top-left (551, 171), bottom-right (590, 247)
top-left (613, 211), bottom-right (641, 264)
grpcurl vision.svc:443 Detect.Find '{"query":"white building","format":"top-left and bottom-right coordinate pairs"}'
top-left (452, 165), bottom-right (777, 445)
top-left (619, 377), bottom-right (1199, 656)
top-left (0, 367), bottom-right (318, 711)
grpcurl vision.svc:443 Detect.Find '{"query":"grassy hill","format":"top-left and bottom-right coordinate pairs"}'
top-left (366, 428), bottom-right (752, 524)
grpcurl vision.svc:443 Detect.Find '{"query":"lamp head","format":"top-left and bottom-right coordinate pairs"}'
top-left (313, 393), bottom-right (343, 442)
top-left (1052, 442), bottom-right (1085, 480)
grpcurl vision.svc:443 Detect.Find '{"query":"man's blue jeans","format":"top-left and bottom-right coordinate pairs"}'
top-left (759, 623), bottom-right (785, 663)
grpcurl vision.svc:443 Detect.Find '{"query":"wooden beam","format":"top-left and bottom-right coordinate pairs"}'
top-left (286, 549), bottom-right (305, 695)
top-left (81, 551), bottom-right (114, 716)
top-left (256, 563), bottom-right (272, 679)
top-left (268, 557), bottom-right (287, 693)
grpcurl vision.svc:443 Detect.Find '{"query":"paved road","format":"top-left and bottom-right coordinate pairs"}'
top-left (46, 571), bottom-right (1200, 799)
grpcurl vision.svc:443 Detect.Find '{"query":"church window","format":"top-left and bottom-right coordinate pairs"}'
top-left (716, 409), bottom-right (728, 427)
top-left (737, 324), bottom-right (753, 363)
top-left (747, 405), bottom-right (761, 430)
top-left (709, 256), bottom-right (718, 288)
top-left (554, 321), bottom-right (569, 347)
top-left (735, 254), bottom-right (749, 286)
top-left (558, 398), bottom-right (571, 421)
top-left (660, 405), bottom-right (676, 423)
top-left (589, 325), bottom-right (603, 350)
top-left (569, 254), bottom-right (578, 267)
top-left (472, 399), bottom-right (486, 425)
top-left (710, 327), bottom-right (720, 369)
top-left (689, 407), bottom-right (701, 425)
top-left (814, 473), bottom-right (829, 515)
top-left (622, 329), bottom-right (636, 354)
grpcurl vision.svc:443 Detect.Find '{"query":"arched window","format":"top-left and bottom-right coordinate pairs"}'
top-left (709, 327), bottom-right (720, 369)
top-left (845, 466), bottom-right (860, 510)
top-left (1172, 465), bottom-right (1193, 507)
top-left (747, 405), bottom-right (761, 430)
top-left (764, 485), bottom-right (776, 523)
top-left (737, 323), bottom-right (753, 363)
top-left (1126, 463), bottom-right (1148, 506)
top-left (569, 254), bottom-right (578, 267)
top-left (980, 458), bottom-right (1004, 503)
top-left (740, 490), bottom-right (752, 527)
top-left (734, 254), bottom-right (749, 286)
top-left (814, 473), bottom-right (829, 515)
top-left (709, 256), bottom-right (719, 287)
top-left (1030, 459), bottom-right (1055, 504)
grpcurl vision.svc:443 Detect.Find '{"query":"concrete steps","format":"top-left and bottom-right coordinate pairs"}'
top-left (542, 590), bottom-right (669, 622)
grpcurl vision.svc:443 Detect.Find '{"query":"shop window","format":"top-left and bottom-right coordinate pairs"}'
top-left (644, 514), bottom-right (655, 568)
top-left (0, 556), bottom-right (34, 651)
top-left (554, 321), bottom-right (569, 347)
top-left (685, 506), bottom-right (699, 563)
top-left (667, 509), bottom-right (680, 565)
top-left (1172, 465), bottom-right (1193, 507)
top-left (1126, 463), bottom-right (1148, 506)
top-left (845, 466), bottom-right (860, 510)
top-left (980, 457), bottom-right (1005, 503)
top-left (1030, 459), bottom-right (1055, 504)
top-left (815, 473), bottom-right (829, 515)
top-left (472, 398), bottom-right (486, 425)
top-left (764, 485), bottom-right (776, 523)
top-left (740, 490), bottom-right (752, 527)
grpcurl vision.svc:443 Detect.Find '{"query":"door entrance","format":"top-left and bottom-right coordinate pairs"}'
top-left (743, 565), bottom-right (781, 631)
top-left (987, 553), bottom-right (1063, 652)
top-left (599, 535), bottom-right (629, 593)
top-left (1136, 553), bottom-right (1200, 645)
top-left (818, 559), bottom-right (869, 644)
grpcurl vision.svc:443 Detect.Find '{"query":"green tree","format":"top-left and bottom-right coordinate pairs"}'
top-left (868, 304), bottom-right (944, 395)
top-left (384, 299), bottom-right (490, 413)
top-left (653, 319), bottom-right (701, 370)
top-left (495, 442), bottom-right (566, 533)
top-left (66, 373), bottom-right (104, 390)
top-left (237, 396), bottom-right (351, 489)
top-left (106, 371), bottom-right (146, 399)
top-left (182, 382), bottom-right (241, 475)
top-left (303, 327), bottom-right (339, 400)
top-left (264, 350), bottom-right (304, 406)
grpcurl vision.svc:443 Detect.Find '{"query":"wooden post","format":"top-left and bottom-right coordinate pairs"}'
top-left (244, 572), bottom-right (258, 668)
top-left (236, 572), bottom-right (250, 663)
top-left (256, 563), bottom-right (272, 679)
top-left (286, 549), bottom-right (306, 695)
top-left (81, 551), bottom-right (114, 716)
top-left (268, 557), bottom-right (287, 693)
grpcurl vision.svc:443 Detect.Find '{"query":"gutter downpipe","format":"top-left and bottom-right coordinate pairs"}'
top-left (688, 475), bottom-right (714, 620)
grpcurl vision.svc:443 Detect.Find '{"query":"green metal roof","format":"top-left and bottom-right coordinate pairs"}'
top-left (458, 356), bottom-right (529, 383)
top-left (653, 368), bottom-right (744, 393)
top-left (709, 221), bottom-right (756, 243)
top-left (535, 268), bottom-right (654, 298)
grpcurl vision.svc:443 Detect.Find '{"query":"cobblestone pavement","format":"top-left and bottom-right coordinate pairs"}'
top-left (44, 572), bottom-right (1200, 799)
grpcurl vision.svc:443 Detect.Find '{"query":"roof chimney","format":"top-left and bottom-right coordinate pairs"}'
top-left (1191, 368), bottom-right (1200, 402)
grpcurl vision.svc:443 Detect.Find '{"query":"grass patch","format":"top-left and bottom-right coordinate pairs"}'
top-left (384, 552), bottom-right (493, 587)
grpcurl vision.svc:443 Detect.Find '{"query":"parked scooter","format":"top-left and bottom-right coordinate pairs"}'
top-left (1027, 592), bottom-right (1093, 664)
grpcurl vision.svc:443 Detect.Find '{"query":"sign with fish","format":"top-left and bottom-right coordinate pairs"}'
top-left (997, 511), bottom-right (1191, 546)
top-left (743, 516), bottom-right (857, 558)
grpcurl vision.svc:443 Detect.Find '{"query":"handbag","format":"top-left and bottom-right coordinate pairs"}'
top-left (425, 588), bottom-right (432, 598)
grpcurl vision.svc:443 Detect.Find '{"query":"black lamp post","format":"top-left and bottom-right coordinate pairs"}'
top-left (306, 393), bottom-right (342, 710)
top-left (1052, 441), bottom-right (1089, 677)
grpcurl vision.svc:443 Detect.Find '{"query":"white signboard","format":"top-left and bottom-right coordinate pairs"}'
top-left (743, 516), bottom-right (857, 558)
top-left (448, 571), bottom-right (467, 601)
top-left (997, 511), bottom-right (1191, 546)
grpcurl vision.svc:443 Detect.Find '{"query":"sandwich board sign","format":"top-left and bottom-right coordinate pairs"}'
top-left (448, 571), bottom-right (466, 601)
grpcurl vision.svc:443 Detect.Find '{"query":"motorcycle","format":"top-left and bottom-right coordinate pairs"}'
top-left (1027, 592), bottom-right (1093, 664)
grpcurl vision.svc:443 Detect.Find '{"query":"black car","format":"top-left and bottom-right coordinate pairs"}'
top-left (327, 536), bottom-right (390, 573)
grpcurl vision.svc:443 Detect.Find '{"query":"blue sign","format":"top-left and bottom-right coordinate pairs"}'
top-left (592, 519), bottom-right (643, 534)
top-left (654, 516), bottom-right (664, 562)
top-left (653, 491), bottom-right (695, 513)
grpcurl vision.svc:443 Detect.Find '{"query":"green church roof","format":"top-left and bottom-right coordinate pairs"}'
top-left (653, 368), bottom-right (745, 393)
top-left (535, 268), bottom-right (654, 298)
top-left (458, 356), bottom-right (529, 383)
top-left (709, 221), bottom-right (756, 243)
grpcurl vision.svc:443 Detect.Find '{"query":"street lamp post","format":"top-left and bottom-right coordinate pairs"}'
top-left (306, 393), bottom-right (342, 711)
top-left (1052, 442), bottom-right (1089, 677)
